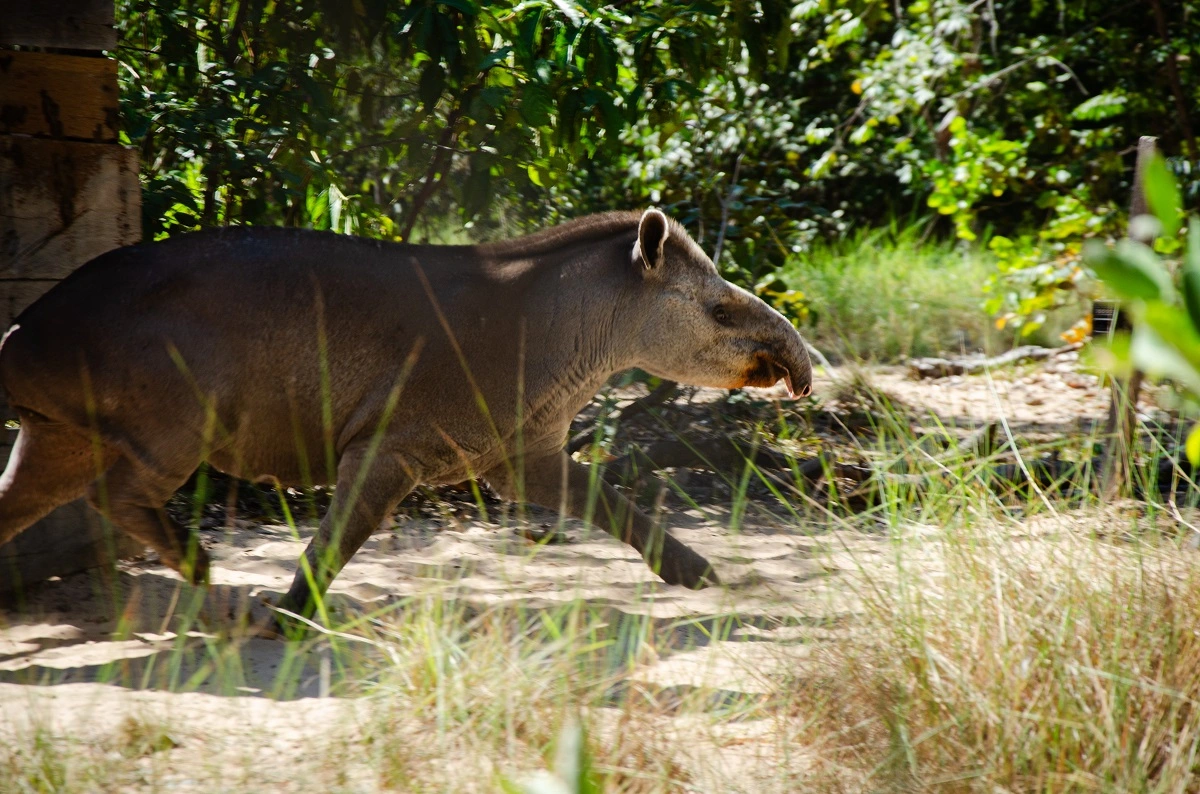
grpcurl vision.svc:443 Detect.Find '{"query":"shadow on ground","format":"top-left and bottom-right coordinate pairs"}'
top-left (0, 505), bottom-right (865, 702)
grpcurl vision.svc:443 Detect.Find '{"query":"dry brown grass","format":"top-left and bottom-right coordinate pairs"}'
top-left (358, 598), bottom-right (705, 792)
top-left (783, 513), bottom-right (1200, 792)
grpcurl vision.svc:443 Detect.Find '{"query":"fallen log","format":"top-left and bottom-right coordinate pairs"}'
top-left (567, 380), bottom-right (680, 454)
top-left (603, 420), bottom-right (999, 490)
top-left (908, 343), bottom-right (1081, 380)
top-left (603, 437), bottom-right (797, 483)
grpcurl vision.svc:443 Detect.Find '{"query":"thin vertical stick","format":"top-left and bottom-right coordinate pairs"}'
top-left (1100, 135), bottom-right (1156, 499)
top-left (712, 153), bottom-right (744, 266)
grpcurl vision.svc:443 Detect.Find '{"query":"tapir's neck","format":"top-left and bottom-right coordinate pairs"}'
top-left (508, 232), bottom-right (642, 425)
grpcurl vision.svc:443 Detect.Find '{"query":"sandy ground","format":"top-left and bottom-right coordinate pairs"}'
top-left (0, 503), bottom-right (878, 790)
top-left (0, 507), bottom-right (866, 684)
top-left (0, 354), bottom-right (1167, 790)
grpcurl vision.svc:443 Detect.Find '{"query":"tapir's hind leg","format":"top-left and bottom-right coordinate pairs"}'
top-left (87, 457), bottom-right (209, 585)
top-left (0, 416), bottom-right (115, 548)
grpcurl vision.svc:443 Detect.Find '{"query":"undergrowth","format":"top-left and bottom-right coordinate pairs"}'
top-left (780, 226), bottom-right (1084, 363)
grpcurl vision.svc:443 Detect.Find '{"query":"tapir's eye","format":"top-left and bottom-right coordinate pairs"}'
top-left (713, 305), bottom-right (732, 326)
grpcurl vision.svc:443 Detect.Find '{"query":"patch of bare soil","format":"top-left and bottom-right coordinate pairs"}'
top-left (0, 355), bottom-right (1188, 791)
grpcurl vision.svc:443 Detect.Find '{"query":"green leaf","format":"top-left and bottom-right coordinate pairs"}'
top-left (1116, 239), bottom-right (1175, 299)
top-left (1070, 91), bottom-right (1127, 121)
top-left (521, 83), bottom-right (553, 127)
top-left (419, 62), bottom-right (445, 112)
top-left (462, 154), bottom-right (492, 218)
top-left (1182, 270), bottom-right (1200, 340)
top-left (1187, 424), bottom-right (1200, 467)
top-left (495, 776), bottom-right (525, 794)
top-left (479, 46), bottom-right (512, 71)
top-left (551, 716), bottom-right (600, 794)
top-left (1188, 220), bottom-right (1200, 275)
top-left (809, 149), bottom-right (836, 179)
top-left (551, 0), bottom-right (584, 27)
top-left (437, 0), bottom-right (478, 13)
top-left (1142, 301), bottom-right (1200, 371)
top-left (1088, 331), bottom-right (1133, 379)
top-left (1185, 221), bottom-right (1200, 331)
top-left (1144, 154), bottom-right (1182, 238)
top-left (1083, 239), bottom-right (1172, 301)
top-left (1131, 325), bottom-right (1200, 396)
top-left (515, 8), bottom-right (543, 62)
top-left (479, 86), bottom-right (510, 108)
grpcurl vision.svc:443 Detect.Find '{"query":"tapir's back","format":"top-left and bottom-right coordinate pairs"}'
top-left (0, 228), bottom-right (517, 458)
top-left (13, 226), bottom-right (442, 342)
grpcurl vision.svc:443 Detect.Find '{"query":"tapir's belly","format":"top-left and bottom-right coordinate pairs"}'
top-left (200, 395), bottom-right (523, 490)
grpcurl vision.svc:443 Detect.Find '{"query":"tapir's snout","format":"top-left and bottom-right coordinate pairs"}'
top-left (741, 311), bottom-right (813, 399)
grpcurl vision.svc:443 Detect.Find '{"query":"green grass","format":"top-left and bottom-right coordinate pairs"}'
top-left (779, 226), bottom-right (1081, 363)
top-left (766, 396), bottom-right (1200, 791)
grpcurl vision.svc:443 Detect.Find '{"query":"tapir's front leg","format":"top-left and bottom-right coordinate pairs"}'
top-left (488, 452), bottom-right (719, 589)
top-left (276, 442), bottom-right (414, 625)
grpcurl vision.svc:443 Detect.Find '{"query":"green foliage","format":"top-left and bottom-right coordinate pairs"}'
top-left (1085, 156), bottom-right (1200, 461)
top-left (1070, 91), bottom-right (1128, 123)
top-left (118, 0), bottom-right (1200, 320)
top-left (754, 277), bottom-right (813, 328)
top-left (500, 716), bottom-right (601, 794)
top-left (117, 0), bottom-right (792, 242)
top-left (1086, 238), bottom-right (1175, 302)
top-left (1146, 155), bottom-right (1185, 239)
top-left (983, 191), bottom-right (1120, 335)
top-left (923, 116), bottom-right (1026, 242)
top-left (562, 0), bottom-right (1200, 298)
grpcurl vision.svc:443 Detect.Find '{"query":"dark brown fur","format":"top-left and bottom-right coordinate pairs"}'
top-left (0, 210), bottom-right (812, 620)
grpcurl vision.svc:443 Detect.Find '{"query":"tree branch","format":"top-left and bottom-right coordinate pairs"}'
top-left (1149, 0), bottom-right (1199, 163)
top-left (907, 343), bottom-right (1081, 379)
top-left (398, 105), bottom-right (466, 241)
top-left (712, 152), bottom-right (744, 265)
top-left (567, 380), bottom-right (680, 454)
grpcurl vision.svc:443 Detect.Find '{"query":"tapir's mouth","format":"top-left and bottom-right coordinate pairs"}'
top-left (741, 350), bottom-right (811, 398)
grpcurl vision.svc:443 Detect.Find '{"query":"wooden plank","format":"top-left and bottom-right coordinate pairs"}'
top-left (0, 132), bottom-right (143, 592)
top-left (0, 280), bottom-right (61, 323)
top-left (0, 137), bottom-right (140, 288)
top-left (0, 51), bottom-right (120, 142)
top-left (0, 3), bottom-right (142, 593)
top-left (0, 0), bottom-right (116, 51)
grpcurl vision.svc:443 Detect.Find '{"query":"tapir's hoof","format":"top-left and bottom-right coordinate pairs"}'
top-left (270, 598), bottom-right (316, 640)
top-left (177, 547), bottom-right (211, 586)
top-left (657, 548), bottom-right (720, 589)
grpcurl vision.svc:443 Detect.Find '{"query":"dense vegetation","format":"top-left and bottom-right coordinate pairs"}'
top-left (10, 6), bottom-right (1200, 792)
top-left (116, 0), bottom-right (1200, 339)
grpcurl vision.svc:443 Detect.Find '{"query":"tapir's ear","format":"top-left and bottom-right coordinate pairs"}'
top-left (634, 208), bottom-right (669, 270)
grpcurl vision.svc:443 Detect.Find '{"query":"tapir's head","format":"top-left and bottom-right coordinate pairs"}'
top-left (625, 209), bottom-right (813, 398)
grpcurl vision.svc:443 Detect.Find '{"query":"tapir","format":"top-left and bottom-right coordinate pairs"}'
top-left (0, 209), bottom-right (812, 619)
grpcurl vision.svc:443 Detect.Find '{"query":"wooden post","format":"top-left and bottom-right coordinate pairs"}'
top-left (0, 0), bottom-right (143, 594)
top-left (1099, 136), bottom-right (1156, 499)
